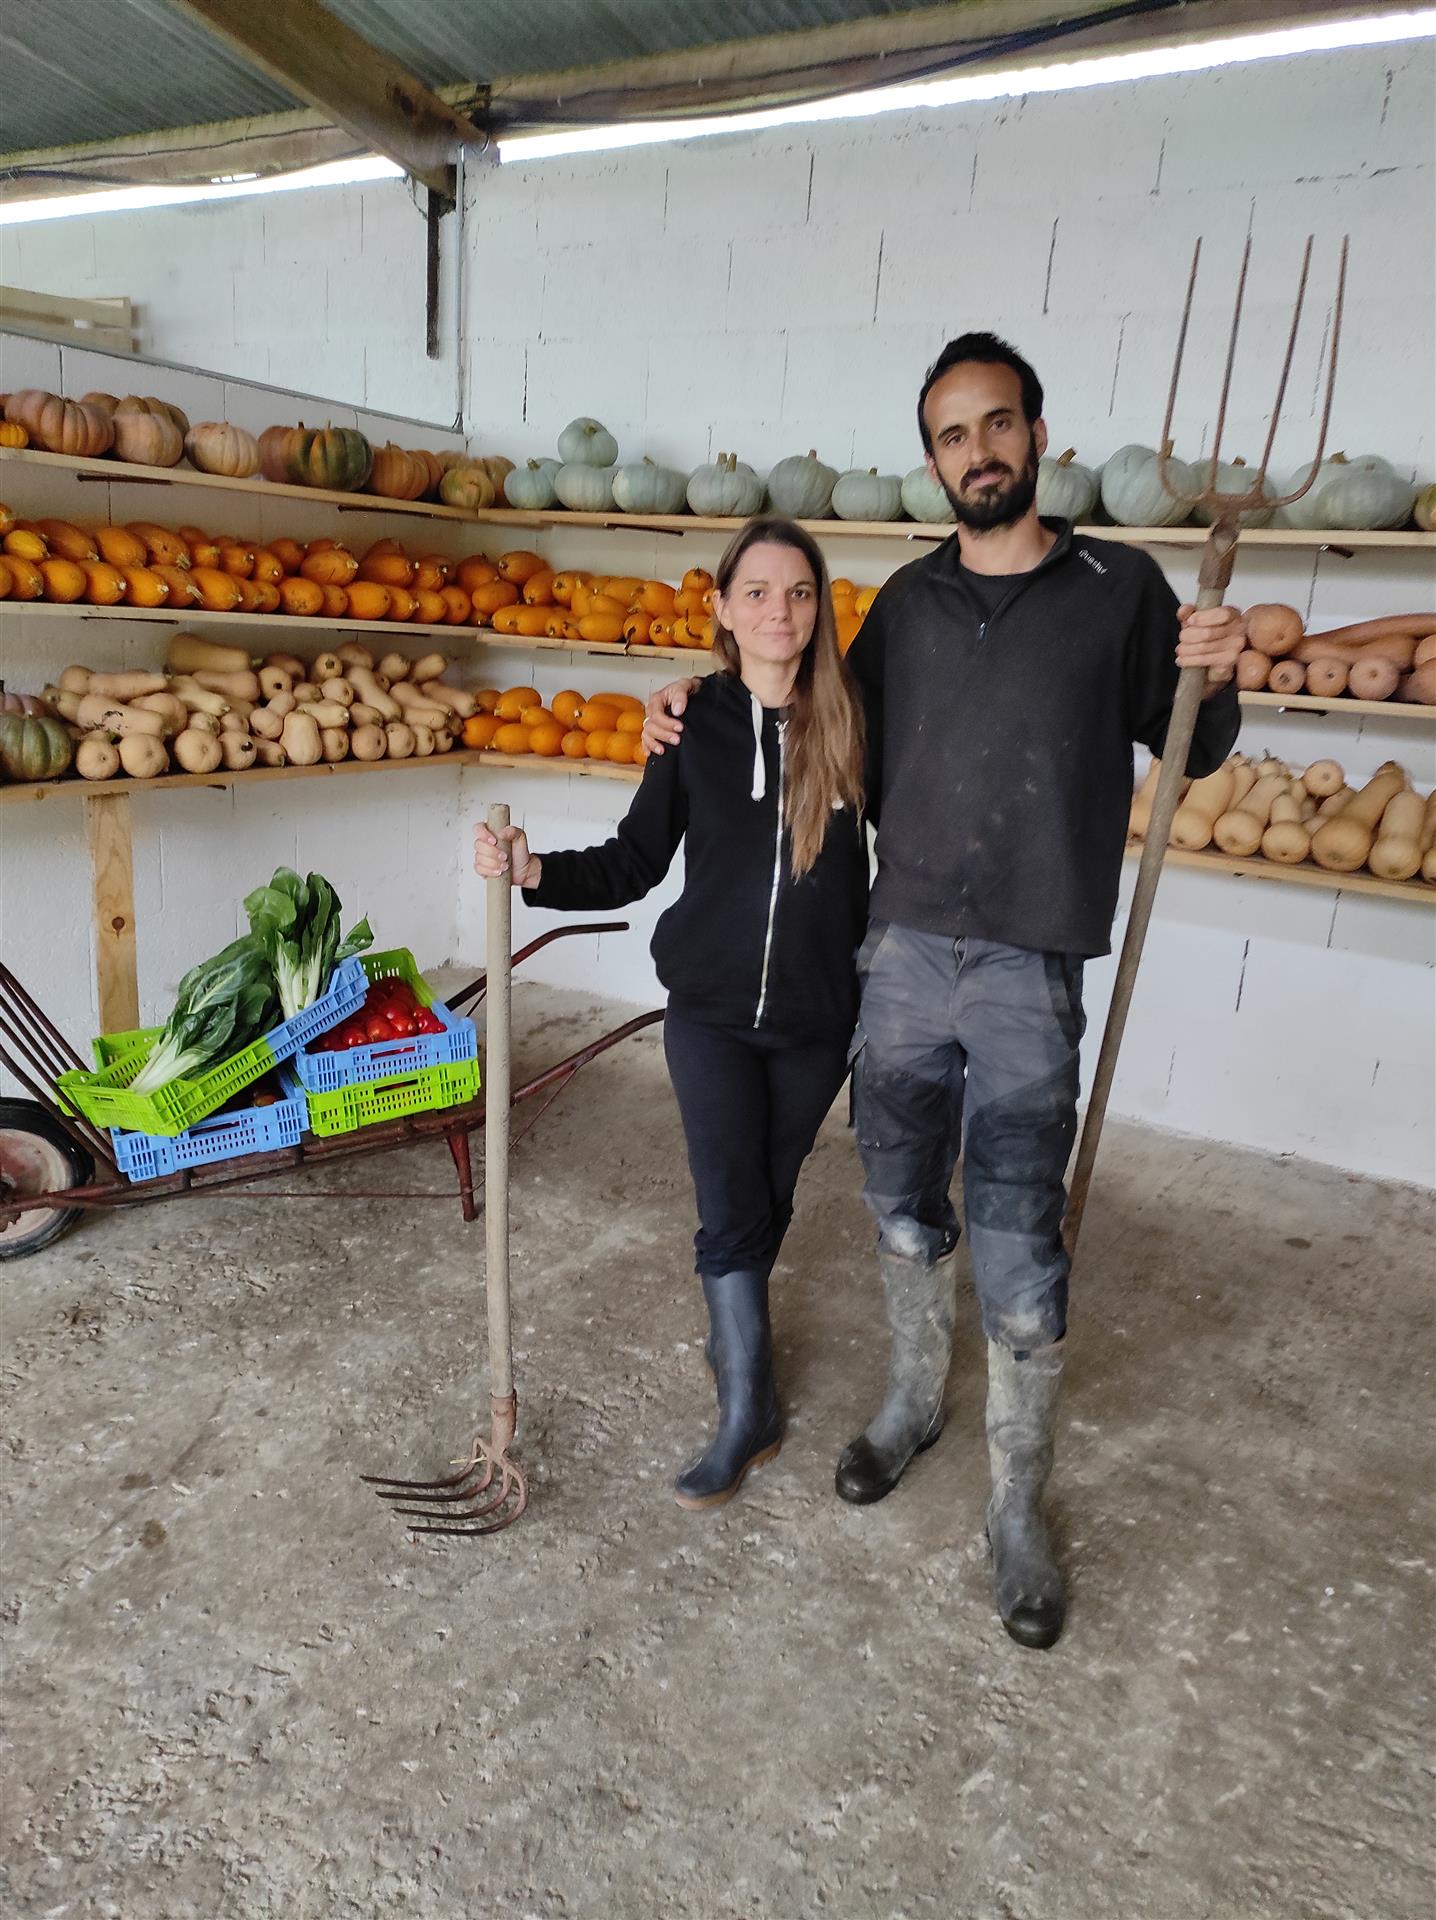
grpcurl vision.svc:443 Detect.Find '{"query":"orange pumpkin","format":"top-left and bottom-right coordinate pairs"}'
top-left (413, 450), bottom-right (445, 498)
top-left (0, 422), bottom-right (29, 449)
top-left (439, 585), bottom-right (472, 625)
top-left (528, 721), bottom-right (565, 758)
top-left (368, 443), bottom-right (429, 501)
top-left (111, 406), bottom-right (183, 468)
top-left (128, 523), bottom-right (189, 568)
top-left (191, 567), bottom-right (243, 612)
top-left (682, 567), bottom-right (714, 597)
top-left (40, 557), bottom-right (89, 603)
top-left (496, 549), bottom-right (545, 583)
top-left (277, 576), bottom-right (325, 617)
top-left (111, 394), bottom-right (188, 433)
top-left (299, 546), bottom-right (359, 586)
top-left (490, 604), bottom-right (526, 635)
top-left (439, 464), bottom-right (497, 510)
top-left (359, 549), bottom-right (415, 587)
top-left (3, 391), bottom-right (54, 434)
top-left (648, 617), bottom-right (674, 646)
top-left (835, 611), bottom-right (862, 656)
top-left (492, 723), bottom-right (532, 756)
top-left (251, 580), bottom-right (281, 613)
top-left (218, 541), bottom-right (255, 578)
top-left (638, 580), bottom-right (677, 617)
top-left (622, 610), bottom-right (653, 645)
top-left (37, 519), bottom-right (98, 562)
top-left (258, 423), bottom-right (292, 483)
top-left (121, 564), bottom-right (169, 608)
top-left (342, 580), bottom-right (392, 621)
top-left (81, 561), bottom-right (127, 605)
top-left (250, 548), bottom-right (283, 585)
top-left (184, 422), bottom-right (260, 478)
top-left (233, 577), bottom-right (265, 612)
top-left (462, 714), bottom-right (501, 749)
top-left (551, 571), bottom-right (589, 606)
top-left (30, 396), bottom-right (114, 457)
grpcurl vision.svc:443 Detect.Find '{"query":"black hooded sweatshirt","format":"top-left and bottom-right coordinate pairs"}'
top-left (845, 517), bottom-right (1240, 957)
top-left (523, 671), bottom-right (869, 1040)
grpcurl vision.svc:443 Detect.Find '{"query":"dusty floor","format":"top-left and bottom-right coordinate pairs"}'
top-left (2, 983), bottom-right (1433, 1920)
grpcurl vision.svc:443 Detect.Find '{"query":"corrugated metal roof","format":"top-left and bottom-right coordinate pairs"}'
top-left (0, 0), bottom-right (943, 156)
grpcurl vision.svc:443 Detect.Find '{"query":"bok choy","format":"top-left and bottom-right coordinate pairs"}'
top-left (128, 937), bottom-right (280, 1096)
top-left (244, 868), bottom-right (373, 1022)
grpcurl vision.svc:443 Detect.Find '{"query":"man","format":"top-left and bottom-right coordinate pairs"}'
top-left (646, 334), bottom-right (1244, 1649)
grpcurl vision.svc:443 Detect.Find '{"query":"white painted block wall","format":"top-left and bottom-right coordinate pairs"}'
top-left (2, 42), bottom-right (1433, 1183)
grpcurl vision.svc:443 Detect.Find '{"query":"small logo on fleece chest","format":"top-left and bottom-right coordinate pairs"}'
top-left (1076, 547), bottom-right (1108, 577)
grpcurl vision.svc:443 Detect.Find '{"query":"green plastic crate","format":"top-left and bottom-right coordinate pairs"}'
top-left (57, 1026), bottom-right (282, 1138)
top-left (280, 1053), bottom-right (480, 1139)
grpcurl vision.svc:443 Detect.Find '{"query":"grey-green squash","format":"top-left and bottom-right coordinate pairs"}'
top-left (831, 468), bottom-right (903, 522)
top-left (900, 466), bottom-right (954, 524)
top-left (765, 449), bottom-right (838, 519)
top-left (687, 453), bottom-right (764, 518)
top-left (611, 457), bottom-right (689, 515)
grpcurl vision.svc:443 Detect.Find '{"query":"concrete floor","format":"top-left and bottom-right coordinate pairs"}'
top-left (3, 983), bottom-right (1432, 1920)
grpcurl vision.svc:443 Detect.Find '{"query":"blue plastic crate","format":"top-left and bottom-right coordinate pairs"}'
top-left (109, 1082), bottom-right (308, 1183)
top-left (292, 949), bottom-right (477, 1093)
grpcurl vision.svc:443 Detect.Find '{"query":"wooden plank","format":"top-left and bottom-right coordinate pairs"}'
top-left (83, 789), bottom-right (139, 1031)
top-left (1240, 691), bottom-right (1436, 722)
top-left (169, 0), bottom-right (481, 196)
top-left (1123, 840), bottom-right (1432, 906)
top-left (5, 450), bottom-right (1433, 550)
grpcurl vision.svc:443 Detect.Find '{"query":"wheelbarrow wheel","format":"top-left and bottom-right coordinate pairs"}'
top-left (0, 1100), bottom-right (93, 1261)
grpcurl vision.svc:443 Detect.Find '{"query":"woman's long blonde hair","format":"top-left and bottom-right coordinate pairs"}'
top-left (711, 516), bottom-right (865, 876)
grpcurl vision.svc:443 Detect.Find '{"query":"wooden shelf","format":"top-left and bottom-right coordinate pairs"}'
top-left (1239, 690), bottom-right (1434, 722)
top-left (0, 746), bottom-right (642, 805)
top-left (1125, 839), bottom-right (1430, 904)
top-left (5, 447), bottom-right (1433, 550)
top-left (0, 598), bottom-right (705, 663)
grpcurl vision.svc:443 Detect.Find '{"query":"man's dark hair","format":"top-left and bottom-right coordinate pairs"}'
top-left (917, 332), bottom-right (1044, 453)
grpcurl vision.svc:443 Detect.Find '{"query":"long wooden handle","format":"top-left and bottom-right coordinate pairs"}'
top-left (485, 802), bottom-right (514, 1404)
top-left (1064, 525), bottom-right (1238, 1254)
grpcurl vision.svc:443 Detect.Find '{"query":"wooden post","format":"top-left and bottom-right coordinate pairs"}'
top-left (83, 790), bottom-right (139, 1034)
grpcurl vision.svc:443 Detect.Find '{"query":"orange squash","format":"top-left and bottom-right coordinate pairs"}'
top-left (122, 564), bottom-right (169, 608)
top-left (359, 549), bottom-right (415, 587)
top-left (250, 547), bottom-right (283, 585)
top-left (30, 396), bottom-right (114, 457)
top-left (3, 555), bottom-right (43, 600)
top-left (278, 576), bottom-right (325, 617)
top-left (300, 545), bottom-right (358, 587)
top-left (439, 585), bottom-right (472, 625)
top-left (385, 585), bottom-right (417, 622)
top-left (670, 618), bottom-right (705, 649)
top-left (270, 537), bottom-right (305, 573)
top-left (599, 576), bottom-right (644, 604)
top-left (251, 581), bottom-right (281, 614)
top-left (512, 606), bottom-right (551, 637)
top-left (585, 730), bottom-right (615, 760)
top-left (184, 421), bottom-right (259, 477)
top-left (560, 729), bottom-right (589, 759)
top-left (648, 616), bottom-right (674, 647)
top-left (367, 442), bottom-right (429, 500)
top-left (82, 561), bottom-right (127, 605)
top-left (551, 571), bottom-right (588, 606)
top-left (191, 566), bottom-right (243, 612)
top-left (94, 525), bottom-right (148, 569)
top-left (577, 700), bottom-right (621, 733)
top-left (218, 541), bottom-right (255, 578)
top-left (182, 527), bottom-right (221, 569)
top-left (522, 569), bottom-right (557, 605)
top-left (854, 585), bottom-right (880, 617)
top-left (153, 564), bottom-right (198, 606)
top-left (412, 554), bottom-right (450, 592)
top-left (497, 549), bottom-right (545, 584)
top-left (544, 611), bottom-right (580, 641)
top-left (456, 554), bottom-right (499, 593)
top-left (0, 559), bottom-right (9, 598)
top-left (40, 557), bottom-right (89, 603)
top-left (681, 567), bottom-right (714, 597)
top-left (638, 580), bottom-right (677, 617)
top-left (413, 588), bottom-right (447, 625)
top-left (37, 519), bottom-right (98, 562)
top-left (490, 604), bottom-right (526, 636)
top-left (128, 523), bottom-right (189, 568)
top-left (622, 610), bottom-right (653, 645)
top-left (462, 713), bottom-right (501, 749)
top-left (528, 721), bottom-right (565, 758)
top-left (342, 580), bottom-right (392, 621)
top-left (577, 614), bottom-right (624, 645)
top-left (0, 421), bottom-right (28, 449)
top-left (606, 734), bottom-right (636, 765)
top-left (835, 611), bottom-right (862, 656)
top-left (4, 528), bottom-right (47, 563)
top-left (674, 589), bottom-right (707, 621)
top-left (472, 688), bottom-right (502, 713)
top-left (233, 577), bottom-right (265, 612)
top-left (492, 723), bottom-right (532, 756)
top-left (471, 580), bottom-right (520, 618)
top-left (495, 686), bottom-right (541, 719)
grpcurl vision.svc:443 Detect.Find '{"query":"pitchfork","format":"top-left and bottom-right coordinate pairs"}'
top-left (362, 802), bottom-right (530, 1535)
top-left (1063, 232), bottom-right (1349, 1251)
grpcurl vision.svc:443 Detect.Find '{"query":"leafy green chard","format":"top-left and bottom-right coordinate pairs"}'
top-left (244, 868), bottom-right (373, 1021)
top-left (128, 937), bottom-right (280, 1096)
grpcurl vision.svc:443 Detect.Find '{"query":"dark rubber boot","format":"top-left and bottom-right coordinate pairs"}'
top-left (835, 1246), bottom-right (958, 1505)
top-left (985, 1340), bottom-right (1065, 1650)
top-left (674, 1271), bottom-right (782, 1510)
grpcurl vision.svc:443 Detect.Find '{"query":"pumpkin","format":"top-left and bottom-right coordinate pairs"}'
top-left (258, 423), bottom-right (292, 482)
top-left (900, 467), bottom-right (955, 523)
top-left (0, 683), bottom-right (54, 717)
top-left (4, 391), bottom-right (56, 434)
top-left (114, 395), bottom-right (190, 434)
top-left (359, 541), bottom-right (415, 586)
top-left (152, 564), bottom-right (198, 605)
top-left (831, 468), bottom-right (903, 522)
top-left (1411, 483), bottom-right (1436, 532)
top-left (270, 537), bottom-right (305, 572)
top-left (557, 417), bottom-right (618, 467)
top-left (1035, 448), bottom-right (1099, 522)
top-left (413, 588), bottom-right (447, 624)
top-left (554, 463), bottom-right (615, 511)
top-left (439, 464), bottom-right (497, 510)
top-left (687, 453), bottom-right (764, 518)
top-left (456, 555), bottom-right (499, 593)
top-left (412, 554), bottom-right (450, 591)
top-left (368, 443), bottom-right (429, 500)
top-left (80, 391), bottom-right (119, 413)
top-left (190, 566), bottom-right (243, 611)
top-left (29, 396), bottom-right (115, 457)
top-left (0, 711), bottom-right (72, 783)
top-left (474, 455), bottom-right (516, 492)
top-left (320, 585), bottom-right (349, 618)
top-left (281, 424), bottom-right (373, 492)
top-left (250, 547), bottom-right (283, 585)
top-left (0, 421), bottom-right (28, 449)
top-left (413, 449), bottom-right (446, 497)
top-left (766, 449), bottom-right (838, 519)
top-left (110, 404), bottom-right (184, 468)
top-left (439, 585), bottom-right (472, 624)
top-left (184, 422), bottom-right (260, 477)
top-left (1281, 451), bottom-right (1414, 532)
top-left (1099, 443), bottom-right (1198, 527)
top-left (612, 457), bottom-right (688, 515)
top-left (3, 556), bottom-right (43, 600)
top-left (1189, 455), bottom-right (1274, 528)
top-left (37, 519), bottom-right (98, 561)
top-left (93, 525), bottom-right (146, 569)
top-left (217, 541), bottom-right (254, 578)
top-left (82, 561), bottom-right (127, 605)
top-left (504, 459), bottom-right (559, 509)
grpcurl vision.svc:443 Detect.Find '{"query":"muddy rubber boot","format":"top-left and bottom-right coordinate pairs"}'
top-left (674, 1271), bottom-right (782, 1510)
top-left (835, 1246), bottom-right (958, 1505)
top-left (985, 1340), bottom-right (1065, 1649)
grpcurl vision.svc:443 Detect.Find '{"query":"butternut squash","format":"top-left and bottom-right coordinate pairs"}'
top-left (1413, 635), bottom-right (1436, 668)
top-left (1315, 785), bottom-right (1353, 820)
top-left (1213, 773), bottom-right (1288, 855)
top-left (1367, 789), bottom-right (1425, 880)
top-left (173, 728), bottom-right (223, 775)
top-left (86, 670), bottom-right (167, 702)
top-left (262, 651), bottom-right (306, 678)
top-left (166, 633), bottom-right (251, 676)
top-left (1302, 759), bottom-right (1344, 799)
top-left (280, 710), bottom-right (323, 766)
top-left (220, 733), bottom-right (257, 773)
top-left (75, 735), bottom-right (120, 780)
top-left (1245, 604), bottom-right (1304, 657)
top-left (1398, 663), bottom-right (1436, 705)
top-left (192, 669), bottom-right (261, 703)
top-left (1310, 763), bottom-right (1407, 871)
top-left (76, 694), bottom-right (165, 738)
top-left (1303, 659), bottom-right (1348, 700)
top-left (1170, 761), bottom-right (1237, 850)
top-left (1347, 658), bottom-right (1401, 702)
top-left (1235, 651), bottom-right (1270, 691)
top-left (1260, 794), bottom-right (1312, 866)
top-left (118, 734), bottom-right (169, 779)
top-left (253, 740), bottom-right (288, 768)
top-left (1267, 660), bottom-right (1305, 695)
top-left (350, 724), bottom-right (386, 762)
top-left (320, 727), bottom-right (350, 764)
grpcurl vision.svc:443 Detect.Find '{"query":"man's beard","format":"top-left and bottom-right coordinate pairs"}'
top-left (939, 444), bottom-right (1039, 530)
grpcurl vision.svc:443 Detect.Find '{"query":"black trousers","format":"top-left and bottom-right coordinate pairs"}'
top-left (663, 1005), bottom-right (852, 1280)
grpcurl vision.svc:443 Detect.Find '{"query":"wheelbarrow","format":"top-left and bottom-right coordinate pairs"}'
top-left (0, 921), bottom-right (662, 1259)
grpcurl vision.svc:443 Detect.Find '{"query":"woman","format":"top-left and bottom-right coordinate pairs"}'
top-left (474, 516), bottom-right (868, 1510)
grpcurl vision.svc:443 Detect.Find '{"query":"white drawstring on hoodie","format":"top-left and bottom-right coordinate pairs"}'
top-left (749, 687), bottom-right (767, 801)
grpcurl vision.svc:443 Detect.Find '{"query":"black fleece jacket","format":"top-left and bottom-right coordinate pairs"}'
top-left (846, 518), bottom-right (1240, 957)
top-left (523, 672), bottom-right (869, 1039)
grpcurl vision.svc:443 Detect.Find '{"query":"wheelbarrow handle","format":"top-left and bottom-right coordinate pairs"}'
top-left (485, 802), bottom-right (515, 1413)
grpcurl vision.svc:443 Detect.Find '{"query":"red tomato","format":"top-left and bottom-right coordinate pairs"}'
top-left (364, 1015), bottom-right (391, 1043)
top-left (413, 1010), bottom-right (443, 1035)
top-left (385, 1012), bottom-right (417, 1037)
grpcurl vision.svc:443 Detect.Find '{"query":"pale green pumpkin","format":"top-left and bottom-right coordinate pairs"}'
top-left (1099, 443), bottom-right (1197, 527)
top-left (900, 467), bottom-right (954, 524)
top-left (611, 457), bottom-right (689, 515)
top-left (765, 449), bottom-right (838, 518)
top-left (687, 453), bottom-right (765, 518)
top-left (831, 468), bottom-right (903, 522)
top-left (557, 417), bottom-right (619, 466)
top-left (553, 462), bottom-right (615, 511)
top-left (1035, 448), bottom-right (1099, 522)
top-left (504, 458), bottom-right (559, 509)
top-left (1191, 456), bottom-right (1274, 528)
